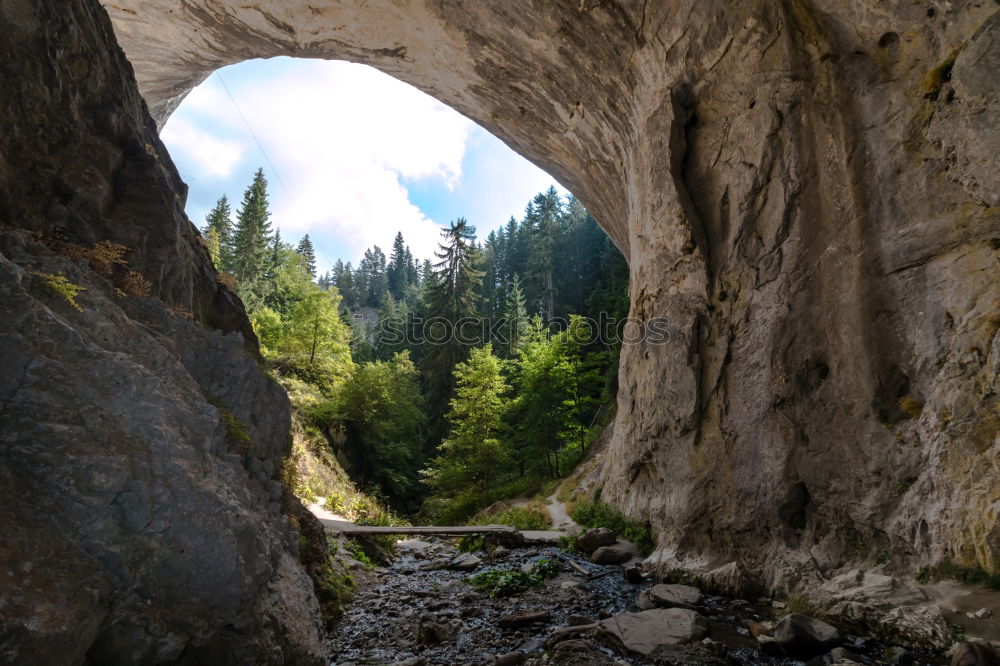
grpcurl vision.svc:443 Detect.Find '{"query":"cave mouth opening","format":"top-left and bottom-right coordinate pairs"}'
top-left (156, 55), bottom-right (631, 518)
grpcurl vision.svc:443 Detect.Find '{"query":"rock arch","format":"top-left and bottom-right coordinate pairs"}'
top-left (106, 0), bottom-right (1000, 579)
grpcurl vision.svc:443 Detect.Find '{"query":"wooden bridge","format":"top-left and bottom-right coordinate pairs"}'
top-left (317, 517), bottom-right (563, 543)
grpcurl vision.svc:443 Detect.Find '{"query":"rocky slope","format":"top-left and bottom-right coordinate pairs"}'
top-left (0, 1), bottom-right (325, 663)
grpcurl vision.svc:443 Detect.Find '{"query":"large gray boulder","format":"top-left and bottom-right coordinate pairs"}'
top-left (649, 583), bottom-right (702, 609)
top-left (597, 608), bottom-right (709, 656)
top-left (773, 613), bottom-right (841, 658)
top-left (577, 528), bottom-right (617, 554)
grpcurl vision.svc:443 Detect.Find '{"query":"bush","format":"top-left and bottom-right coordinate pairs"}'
top-left (467, 558), bottom-right (560, 598)
top-left (571, 500), bottom-right (655, 556)
top-left (32, 272), bottom-right (85, 311)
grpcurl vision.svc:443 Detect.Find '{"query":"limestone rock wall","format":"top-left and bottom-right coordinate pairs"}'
top-left (0, 0), bottom-right (323, 663)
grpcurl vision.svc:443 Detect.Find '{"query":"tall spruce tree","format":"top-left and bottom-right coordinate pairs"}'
top-left (529, 186), bottom-right (563, 321)
top-left (232, 168), bottom-right (273, 286)
top-left (421, 218), bottom-right (484, 434)
top-left (296, 234), bottom-right (317, 277)
top-left (203, 195), bottom-right (234, 272)
top-left (501, 274), bottom-right (528, 358)
top-left (387, 232), bottom-right (408, 301)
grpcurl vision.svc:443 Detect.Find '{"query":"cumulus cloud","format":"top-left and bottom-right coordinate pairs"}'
top-left (161, 57), bottom-right (562, 269)
top-left (161, 116), bottom-right (247, 179)
top-left (164, 59), bottom-right (471, 262)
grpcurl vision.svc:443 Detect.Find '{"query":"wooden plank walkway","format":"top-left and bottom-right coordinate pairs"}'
top-left (318, 518), bottom-right (521, 537)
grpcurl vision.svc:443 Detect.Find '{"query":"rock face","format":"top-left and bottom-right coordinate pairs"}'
top-left (1, 0), bottom-right (997, 661)
top-left (0, 0), bottom-right (323, 663)
top-left (94, 0), bottom-right (1000, 589)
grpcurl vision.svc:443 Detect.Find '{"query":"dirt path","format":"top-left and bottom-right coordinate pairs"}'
top-left (544, 478), bottom-right (579, 533)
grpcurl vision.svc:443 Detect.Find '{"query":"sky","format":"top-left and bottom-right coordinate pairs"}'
top-left (161, 57), bottom-right (566, 275)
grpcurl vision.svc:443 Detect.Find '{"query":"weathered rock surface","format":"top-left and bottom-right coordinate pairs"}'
top-left (96, 0), bottom-right (1000, 591)
top-left (597, 608), bottom-right (709, 656)
top-left (649, 583), bottom-right (702, 609)
top-left (0, 0), bottom-right (324, 663)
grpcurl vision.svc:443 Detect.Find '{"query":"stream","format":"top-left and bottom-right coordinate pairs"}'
top-left (327, 538), bottom-right (951, 666)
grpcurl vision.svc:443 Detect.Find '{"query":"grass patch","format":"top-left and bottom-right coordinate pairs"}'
top-left (468, 502), bottom-right (551, 531)
top-left (785, 592), bottom-right (821, 616)
top-left (315, 558), bottom-right (356, 626)
top-left (571, 500), bottom-right (655, 556)
top-left (204, 393), bottom-right (251, 454)
top-left (916, 560), bottom-right (1000, 590)
top-left (468, 558), bottom-right (559, 598)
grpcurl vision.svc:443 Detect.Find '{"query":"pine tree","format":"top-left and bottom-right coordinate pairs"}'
top-left (203, 195), bottom-right (234, 272)
top-left (232, 168), bottom-right (273, 287)
top-left (387, 231), bottom-right (408, 300)
top-left (421, 345), bottom-right (510, 502)
top-left (296, 234), bottom-right (317, 277)
top-left (421, 218), bottom-right (484, 437)
top-left (529, 186), bottom-right (563, 322)
top-left (502, 274), bottom-right (528, 357)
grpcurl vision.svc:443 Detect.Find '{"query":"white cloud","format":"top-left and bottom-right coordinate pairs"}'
top-left (162, 57), bottom-right (562, 269)
top-left (160, 116), bottom-right (247, 179)
top-left (172, 59), bottom-right (471, 261)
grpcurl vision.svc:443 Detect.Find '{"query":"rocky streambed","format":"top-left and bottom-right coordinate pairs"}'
top-left (327, 536), bottom-right (954, 665)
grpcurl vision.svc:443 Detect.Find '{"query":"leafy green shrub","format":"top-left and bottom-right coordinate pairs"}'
top-left (345, 539), bottom-right (374, 570)
top-left (468, 558), bottom-right (560, 598)
top-left (571, 500), bottom-right (655, 556)
top-left (458, 534), bottom-right (486, 553)
top-left (33, 272), bottom-right (86, 311)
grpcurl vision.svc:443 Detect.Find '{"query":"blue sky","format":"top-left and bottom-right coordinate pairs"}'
top-left (161, 57), bottom-right (565, 274)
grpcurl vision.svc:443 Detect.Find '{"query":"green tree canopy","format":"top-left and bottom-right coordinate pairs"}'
top-left (421, 345), bottom-right (509, 500)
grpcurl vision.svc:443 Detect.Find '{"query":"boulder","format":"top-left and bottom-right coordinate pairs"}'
top-left (589, 541), bottom-right (635, 564)
top-left (448, 553), bottom-right (482, 571)
top-left (699, 562), bottom-right (761, 599)
top-left (773, 613), bottom-right (840, 658)
top-left (597, 608), bottom-right (709, 656)
top-left (649, 583), bottom-right (702, 609)
top-left (623, 566), bottom-right (643, 584)
top-left (577, 528), bottom-right (617, 554)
